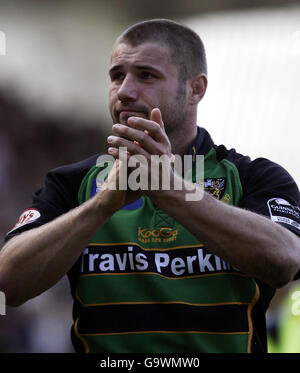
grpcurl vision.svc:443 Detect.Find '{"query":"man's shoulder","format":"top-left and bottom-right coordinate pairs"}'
top-left (205, 133), bottom-right (297, 192)
top-left (212, 140), bottom-right (284, 178)
top-left (42, 154), bottom-right (101, 206)
top-left (49, 154), bottom-right (100, 179)
top-left (212, 141), bottom-right (299, 201)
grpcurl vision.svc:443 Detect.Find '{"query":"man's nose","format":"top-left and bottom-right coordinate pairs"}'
top-left (117, 74), bottom-right (138, 102)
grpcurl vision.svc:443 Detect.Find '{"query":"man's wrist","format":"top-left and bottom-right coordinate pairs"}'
top-left (147, 174), bottom-right (205, 209)
top-left (89, 192), bottom-right (117, 220)
top-left (146, 174), bottom-right (183, 208)
top-left (146, 188), bottom-right (174, 206)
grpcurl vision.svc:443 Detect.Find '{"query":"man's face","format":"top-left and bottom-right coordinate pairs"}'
top-left (109, 41), bottom-right (188, 134)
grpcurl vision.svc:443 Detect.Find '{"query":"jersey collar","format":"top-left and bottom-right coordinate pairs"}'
top-left (186, 126), bottom-right (214, 161)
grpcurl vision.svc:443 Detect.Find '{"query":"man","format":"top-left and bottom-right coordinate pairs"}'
top-left (0, 19), bottom-right (300, 353)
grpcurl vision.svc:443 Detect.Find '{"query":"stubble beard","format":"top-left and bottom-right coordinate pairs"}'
top-left (161, 82), bottom-right (188, 137)
top-left (110, 80), bottom-right (188, 136)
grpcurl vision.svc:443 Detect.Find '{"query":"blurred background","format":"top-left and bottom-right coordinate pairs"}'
top-left (0, 0), bottom-right (300, 352)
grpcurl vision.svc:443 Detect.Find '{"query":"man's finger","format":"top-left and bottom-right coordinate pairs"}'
top-left (150, 108), bottom-right (164, 131)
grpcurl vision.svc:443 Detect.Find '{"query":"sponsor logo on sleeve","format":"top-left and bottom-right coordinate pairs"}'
top-left (8, 208), bottom-right (41, 233)
top-left (267, 198), bottom-right (300, 231)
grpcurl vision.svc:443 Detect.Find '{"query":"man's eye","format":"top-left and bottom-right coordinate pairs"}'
top-left (111, 72), bottom-right (125, 81)
top-left (140, 72), bottom-right (155, 80)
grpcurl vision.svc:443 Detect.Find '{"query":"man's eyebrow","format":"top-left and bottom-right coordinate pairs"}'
top-left (135, 65), bottom-right (162, 74)
top-left (109, 64), bottom-right (162, 75)
top-left (109, 65), bottom-right (122, 75)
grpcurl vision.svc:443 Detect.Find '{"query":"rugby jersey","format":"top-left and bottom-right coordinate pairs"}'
top-left (4, 127), bottom-right (300, 352)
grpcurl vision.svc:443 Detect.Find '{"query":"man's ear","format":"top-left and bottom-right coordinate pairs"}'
top-left (188, 73), bottom-right (208, 105)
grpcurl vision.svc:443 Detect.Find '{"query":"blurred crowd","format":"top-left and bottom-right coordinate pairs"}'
top-left (0, 88), bottom-right (106, 352)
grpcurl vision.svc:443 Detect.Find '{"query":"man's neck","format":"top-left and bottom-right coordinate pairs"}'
top-left (168, 125), bottom-right (198, 158)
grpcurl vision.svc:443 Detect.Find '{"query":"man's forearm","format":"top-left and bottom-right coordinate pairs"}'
top-left (0, 194), bottom-right (112, 306)
top-left (151, 179), bottom-right (300, 288)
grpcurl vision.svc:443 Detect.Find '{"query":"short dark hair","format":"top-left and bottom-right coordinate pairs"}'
top-left (117, 19), bottom-right (207, 82)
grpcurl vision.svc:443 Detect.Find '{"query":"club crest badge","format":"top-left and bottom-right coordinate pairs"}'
top-left (204, 178), bottom-right (226, 200)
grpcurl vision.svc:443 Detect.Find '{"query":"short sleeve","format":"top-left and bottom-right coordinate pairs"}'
top-left (238, 158), bottom-right (300, 280)
top-left (3, 154), bottom-right (99, 245)
top-left (3, 171), bottom-right (74, 244)
top-left (239, 158), bottom-right (300, 236)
